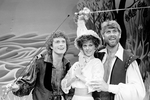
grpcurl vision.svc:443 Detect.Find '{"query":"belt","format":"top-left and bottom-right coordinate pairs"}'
top-left (74, 88), bottom-right (91, 96)
top-left (52, 95), bottom-right (62, 100)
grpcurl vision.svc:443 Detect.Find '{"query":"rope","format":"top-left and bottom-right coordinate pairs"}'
top-left (90, 6), bottom-right (150, 13)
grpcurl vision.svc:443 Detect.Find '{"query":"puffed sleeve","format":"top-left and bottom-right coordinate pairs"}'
top-left (92, 59), bottom-right (104, 81)
top-left (61, 62), bottom-right (79, 94)
top-left (12, 58), bottom-right (40, 97)
top-left (108, 61), bottom-right (146, 100)
top-left (87, 59), bottom-right (104, 93)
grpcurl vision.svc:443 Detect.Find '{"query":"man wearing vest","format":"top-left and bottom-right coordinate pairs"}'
top-left (76, 7), bottom-right (146, 100)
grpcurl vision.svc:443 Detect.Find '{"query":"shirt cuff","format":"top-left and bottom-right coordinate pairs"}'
top-left (108, 84), bottom-right (119, 94)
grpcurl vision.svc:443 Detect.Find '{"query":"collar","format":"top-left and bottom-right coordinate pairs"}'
top-left (78, 50), bottom-right (94, 64)
top-left (99, 43), bottom-right (124, 61)
top-left (43, 53), bottom-right (70, 66)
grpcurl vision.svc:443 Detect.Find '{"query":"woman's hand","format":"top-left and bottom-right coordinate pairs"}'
top-left (74, 64), bottom-right (86, 83)
top-left (78, 7), bottom-right (91, 20)
top-left (74, 7), bottom-right (91, 23)
top-left (74, 64), bottom-right (82, 78)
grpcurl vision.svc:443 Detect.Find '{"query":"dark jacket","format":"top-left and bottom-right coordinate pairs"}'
top-left (13, 53), bottom-right (72, 100)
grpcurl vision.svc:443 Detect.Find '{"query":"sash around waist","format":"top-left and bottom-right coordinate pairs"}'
top-left (74, 88), bottom-right (92, 96)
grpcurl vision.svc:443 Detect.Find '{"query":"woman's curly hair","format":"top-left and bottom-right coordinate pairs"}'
top-left (76, 35), bottom-right (100, 50)
top-left (45, 31), bottom-right (70, 55)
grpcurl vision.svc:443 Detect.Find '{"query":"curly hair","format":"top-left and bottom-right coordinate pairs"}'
top-left (45, 31), bottom-right (70, 55)
top-left (76, 35), bottom-right (100, 50)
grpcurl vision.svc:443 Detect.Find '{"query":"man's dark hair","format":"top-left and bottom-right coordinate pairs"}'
top-left (45, 31), bottom-right (70, 55)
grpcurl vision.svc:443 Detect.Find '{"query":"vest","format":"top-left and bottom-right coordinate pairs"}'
top-left (93, 50), bottom-right (140, 100)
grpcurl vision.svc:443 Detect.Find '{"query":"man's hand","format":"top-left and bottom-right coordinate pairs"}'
top-left (2, 77), bottom-right (22, 94)
top-left (1, 82), bottom-right (20, 99)
top-left (89, 80), bottom-right (109, 92)
top-left (2, 82), bottom-right (20, 93)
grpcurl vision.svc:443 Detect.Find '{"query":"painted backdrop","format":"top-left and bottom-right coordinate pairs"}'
top-left (0, 0), bottom-right (79, 100)
top-left (0, 0), bottom-right (150, 100)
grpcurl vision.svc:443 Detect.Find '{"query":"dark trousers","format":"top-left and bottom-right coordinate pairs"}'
top-left (92, 91), bottom-right (114, 100)
top-left (51, 95), bottom-right (72, 100)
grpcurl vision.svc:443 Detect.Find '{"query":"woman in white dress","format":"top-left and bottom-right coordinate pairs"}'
top-left (61, 8), bottom-right (104, 100)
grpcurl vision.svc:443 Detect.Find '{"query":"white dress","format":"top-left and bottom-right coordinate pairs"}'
top-left (61, 52), bottom-right (104, 100)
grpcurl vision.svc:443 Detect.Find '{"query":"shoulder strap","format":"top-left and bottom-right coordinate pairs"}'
top-left (124, 50), bottom-right (140, 70)
top-left (124, 51), bottom-right (141, 71)
top-left (124, 51), bottom-right (144, 81)
top-left (124, 50), bottom-right (142, 80)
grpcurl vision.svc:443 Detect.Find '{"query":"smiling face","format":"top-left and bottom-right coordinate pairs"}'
top-left (82, 40), bottom-right (96, 57)
top-left (51, 37), bottom-right (67, 55)
top-left (103, 28), bottom-right (121, 48)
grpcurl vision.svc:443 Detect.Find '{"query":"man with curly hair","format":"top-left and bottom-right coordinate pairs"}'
top-left (3, 31), bottom-right (73, 100)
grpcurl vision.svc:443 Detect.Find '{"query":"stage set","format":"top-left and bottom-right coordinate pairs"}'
top-left (0, 0), bottom-right (150, 100)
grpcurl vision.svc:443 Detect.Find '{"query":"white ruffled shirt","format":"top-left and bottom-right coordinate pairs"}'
top-left (61, 51), bottom-right (104, 93)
